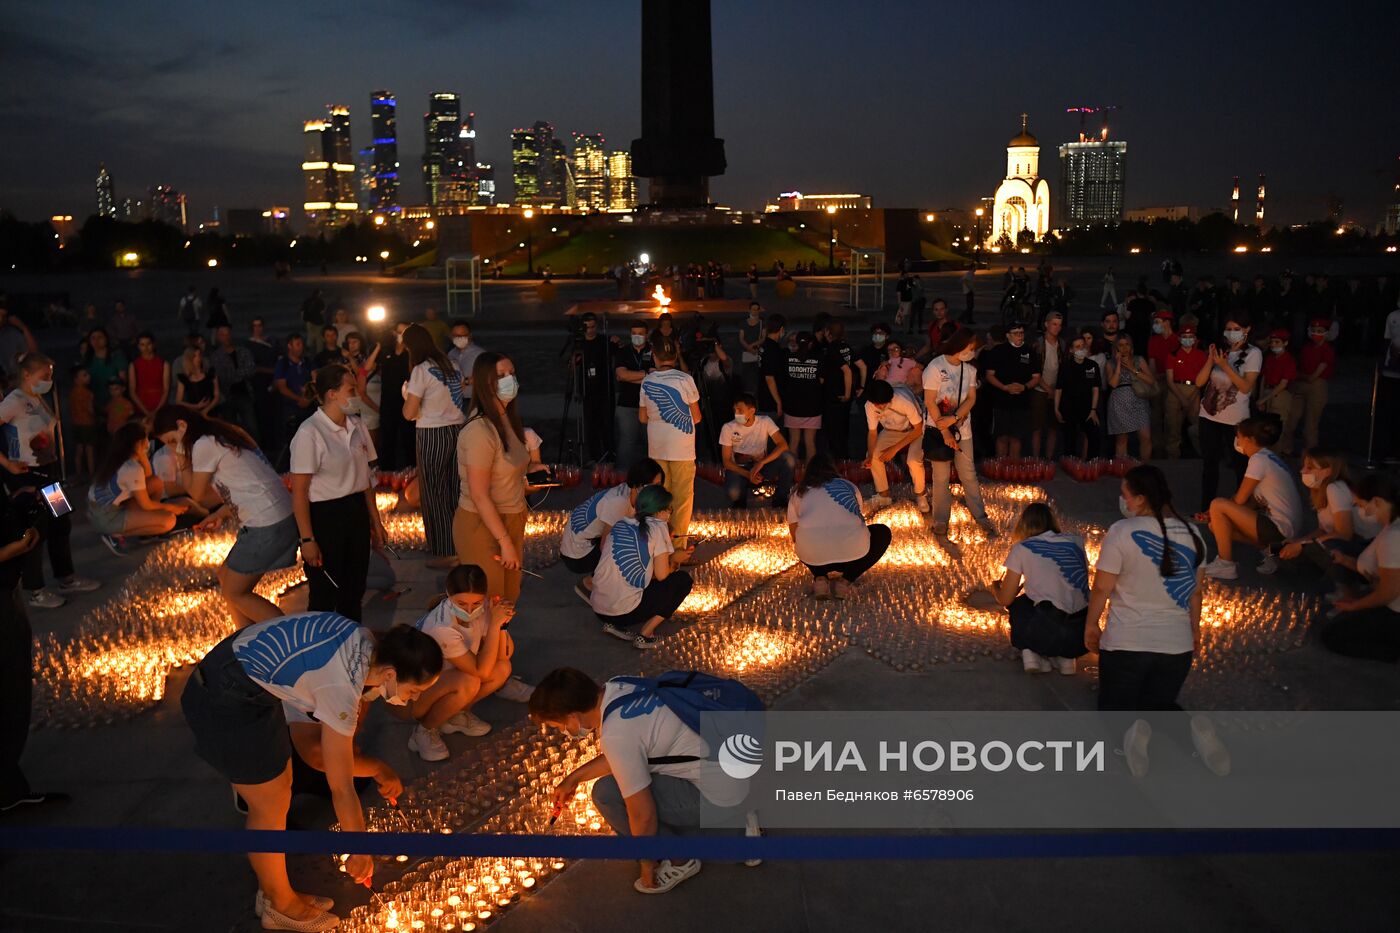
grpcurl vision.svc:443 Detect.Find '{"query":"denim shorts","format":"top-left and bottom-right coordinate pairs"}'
top-left (225, 514), bottom-right (300, 575)
top-left (181, 634), bottom-right (290, 786)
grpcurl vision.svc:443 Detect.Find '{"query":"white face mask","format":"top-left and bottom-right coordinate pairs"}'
top-left (31, 379), bottom-right (53, 394)
top-left (1233, 438), bottom-right (1247, 454)
top-left (497, 373), bottom-right (519, 402)
top-left (566, 715), bottom-right (591, 739)
top-left (1119, 495), bottom-right (1136, 519)
top-left (1180, 336), bottom-right (1196, 348)
top-left (871, 334), bottom-right (887, 347)
top-left (958, 350), bottom-right (976, 363)
top-left (1270, 345), bottom-right (1285, 355)
top-left (1300, 471), bottom-right (1323, 489)
top-left (446, 597), bottom-right (484, 627)
top-left (631, 334), bottom-right (647, 348)
top-left (1224, 328), bottom-right (1245, 345)
top-left (1152, 321), bottom-right (1165, 335)
top-left (1072, 349), bottom-right (1088, 361)
top-left (373, 680), bottom-right (410, 706)
top-left (452, 336), bottom-right (470, 349)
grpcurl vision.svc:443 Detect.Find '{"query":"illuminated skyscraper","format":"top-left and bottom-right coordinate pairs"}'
top-left (302, 105), bottom-right (358, 229)
top-left (1256, 174), bottom-right (1266, 226)
top-left (475, 162), bottom-right (496, 205)
top-left (1057, 133), bottom-right (1127, 227)
top-left (607, 151), bottom-right (637, 210)
top-left (147, 185), bottom-right (187, 229)
top-left (572, 134), bottom-right (607, 211)
top-left (511, 123), bottom-right (546, 205)
top-left (550, 137), bottom-right (572, 207)
top-left (368, 90), bottom-right (399, 210)
top-left (96, 163), bottom-right (116, 219)
top-left (423, 92), bottom-right (462, 206)
top-left (440, 112), bottom-right (478, 205)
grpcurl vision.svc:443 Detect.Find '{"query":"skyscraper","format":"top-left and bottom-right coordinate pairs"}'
top-left (572, 134), bottom-right (607, 212)
top-left (551, 137), bottom-right (573, 208)
top-left (302, 105), bottom-right (358, 229)
top-left (96, 163), bottom-right (116, 219)
top-left (607, 151), bottom-right (637, 210)
top-left (510, 123), bottom-right (546, 206)
top-left (475, 162), bottom-right (497, 205)
top-left (368, 90), bottom-right (400, 210)
top-left (147, 185), bottom-right (187, 229)
top-left (439, 112), bottom-right (478, 205)
top-left (1057, 133), bottom-right (1127, 228)
top-left (423, 92), bottom-right (462, 206)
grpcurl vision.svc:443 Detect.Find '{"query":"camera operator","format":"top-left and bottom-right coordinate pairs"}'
top-left (0, 353), bottom-right (99, 610)
top-left (568, 313), bottom-right (612, 465)
top-left (0, 480), bottom-right (67, 812)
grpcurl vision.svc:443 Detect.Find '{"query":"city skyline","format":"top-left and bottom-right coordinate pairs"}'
top-left (2, 0), bottom-right (1397, 225)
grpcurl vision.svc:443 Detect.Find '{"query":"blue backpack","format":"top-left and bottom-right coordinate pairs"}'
top-left (603, 671), bottom-right (765, 765)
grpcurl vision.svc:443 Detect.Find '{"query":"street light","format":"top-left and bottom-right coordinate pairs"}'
top-left (522, 208), bottom-right (535, 274)
top-left (373, 215), bottom-right (385, 227)
top-left (366, 304), bottom-right (387, 323)
top-left (974, 207), bottom-right (985, 264)
top-left (206, 258), bottom-right (218, 268)
top-left (826, 204), bottom-right (837, 272)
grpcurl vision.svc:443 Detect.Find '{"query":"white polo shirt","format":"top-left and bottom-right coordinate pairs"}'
top-left (720, 414), bottom-right (780, 459)
top-left (289, 408), bottom-right (377, 502)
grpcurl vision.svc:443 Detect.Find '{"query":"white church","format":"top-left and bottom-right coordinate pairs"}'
top-left (990, 114), bottom-right (1051, 247)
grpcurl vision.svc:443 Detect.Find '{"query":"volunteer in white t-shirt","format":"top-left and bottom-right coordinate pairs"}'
top-left (154, 404), bottom-right (296, 627)
top-left (529, 667), bottom-right (751, 895)
top-left (182, 614), bottom-right (443, 930)
top-left (290, 364), bottom-right (387, 622)
top-left (405, 564), bottom-right (529, 761)
top-left (861, 379), bottom-right (926, 511)
top-left (787, 453), bottom-right (891, 600)
top-left (1278, 448), bottom-right (1372, 576)
top-left (720, 394), bottom-right (795, 509)
top-left (640, 336), bottom-right (701, 547)
top-left (1322, 472), bottom-right (1400, 662)
top-left (1202, 414), bottom-right (1305, 581)
top-left (988, 502), bottom-right (1089, 675)
top-left (88, 421), bottom-right (191, 545)
top-left (562, 458), bottom-right (663, 600)
top-left (1194, 314), bottom-right (1262, 512)
top-left (151, 438), bottom-right (219, 513)
top-left (402, 323), bottom-right (467, 565)
top-left (590, 485), bottom-right (692, 650)
top-left (922, 328), bottom-right (996, 538)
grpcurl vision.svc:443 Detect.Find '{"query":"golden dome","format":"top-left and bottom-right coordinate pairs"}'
top-left (1008, 113), bottom-right (1037, 147)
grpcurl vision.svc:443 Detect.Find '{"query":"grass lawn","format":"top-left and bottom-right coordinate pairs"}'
top-left (500, 225), bottom-right (828, 274)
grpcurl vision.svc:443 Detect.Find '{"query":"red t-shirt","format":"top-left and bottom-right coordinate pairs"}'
top-left (1298, 341), bottom-right (1336, 381)
top-left (1261, 350), bottom-right (1298, 388)
top-left (1147, 334), bottom-right (1181, 376)
top-left (1166, 347), bottom-right (1207, 384)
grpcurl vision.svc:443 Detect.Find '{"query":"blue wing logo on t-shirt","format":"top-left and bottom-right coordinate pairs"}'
top-left (610, 689), bottom-right (663, 720)
top-left (569, 490), bottom-right (606, 535)
top-left (610, 520), bottom-right (651, 589)
top-left (91, 475), bottom-right (123, 508)
top-left (823, 478), bottom-right (861, 517)
top-left (1021, 537), bottom-right (1090, 596)
top-left (642, 380), bottom-right (693, 434)
top-left (234, 612), bottom-right (357, 689)
top-left (428, 365), bottom-right (468, 414)
top-left (1129, 530), bottom-right (1199, 609)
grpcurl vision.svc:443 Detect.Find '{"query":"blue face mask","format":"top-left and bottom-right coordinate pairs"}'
top-left (497, 374), bottom-right (519, 402)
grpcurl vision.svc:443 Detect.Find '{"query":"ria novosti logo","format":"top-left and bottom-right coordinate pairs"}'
top-left (718, 733), bottom-right (764, 779)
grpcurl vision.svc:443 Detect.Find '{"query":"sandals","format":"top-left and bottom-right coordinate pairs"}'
top-left (635, 858), bottom-right (702, 894)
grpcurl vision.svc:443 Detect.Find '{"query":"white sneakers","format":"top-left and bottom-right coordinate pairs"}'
top-left (1190, 714), bottom-right (1232, 776)
top-left (634, 858), bottom-right (702, 894)
top-left (255, 891), bottom-right (334, 919)
top-left (1255, 553), bottom-right (1279, 575)
top-left (495, 676), bottom-right (536, 703)
top-left (1122, 719), bottom-right (1152, 779)
top-left (441, 710), bottom-right (491, 737)
top-left (259, 899), bottom-right (339, 931)
top-left (1021, 649), bottom-right (1052, 673)
top-left (26, 588), bottom-right (64, 609)
top-left (408, 725), bottom-right (449, 762)
top-left (1203, 557), bottom-right (1238, 580)
top-left (1054, 656), bottom-right (1076, 676)
top-left (744, 810), bottom-right (763, 867)
top-left (867, 493), bottom-right (892, 510)
top-left (914, 492), bottom-right (930, 514)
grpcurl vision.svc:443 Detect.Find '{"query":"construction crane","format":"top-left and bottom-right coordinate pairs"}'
top-left (1065, 105), bottom-right (1119, 141)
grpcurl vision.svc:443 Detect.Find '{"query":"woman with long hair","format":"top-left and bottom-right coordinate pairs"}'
top-left (1194, 313), bottom-right (1262, 512)
top-left (175, 345), bottom-right (219, 415)
top-left (401, 323), bottom-right (467, 567)
top-left (788, 452), bottom-right (891, 599)
top-left (1106, 333), bottom-right (1154, 459)
top-left (1322, 472), bottom-right (1400, 662)
top-left (87, 421), bottom-right (190, 546)
top-left (182, 616), bottom-right (442, 931)
top-left (153, 404), bottom-right (296, 626)
top-left (289, 365), bottom-right (386, 622)
top-left (0, 352), bottom-right (99, 609)
top-left (589, 484), bottom-right (693, 649)
top-left (453, 351), bottom-right (530, 600)
top-left (989, 502), bottom-right (1089, 674)
top-left (1278, 447), bottom-right (1374, 579)
top-left (782, 331), bottom-right (823, 463)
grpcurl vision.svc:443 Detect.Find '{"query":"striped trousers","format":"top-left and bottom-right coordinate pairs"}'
top-left (415, 424), bottom-right (463, 557)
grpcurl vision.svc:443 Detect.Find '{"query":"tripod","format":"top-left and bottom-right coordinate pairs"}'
top-left (555, 317), bottom-right (615, 466)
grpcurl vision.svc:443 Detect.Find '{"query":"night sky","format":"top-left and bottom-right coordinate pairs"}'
top-left (3, 0), bottom-right (1397, 226)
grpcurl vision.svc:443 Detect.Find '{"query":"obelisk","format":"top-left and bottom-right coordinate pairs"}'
top-left (630, 0), bottom-right (727, 209)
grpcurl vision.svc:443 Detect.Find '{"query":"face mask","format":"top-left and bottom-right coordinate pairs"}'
top-left (1118, 495), bottom-right (1136, 519)
top-left (1233, 438), bottom-right (1246, 454)
top-left (567, 716), bottom-right (591, 740)
top-left (380, 680), bottom-right (410, 706)
top-left (446, 598), bottom-right (484, 627)
top-left (334, 396), bottom-right (355, 416)
top-left (1301, 471), bottom-right (1323, 489)
top-left (1270, 345), bottom-right (1285, 355)
top-left (1180, 336), bottom-right (1196, 348)
top-left (1152, 321), bottom-right (1165, 335)
top-left (452, 336), bottom-right (470, 349)
top-left (958, 350), bottom-right (976, 363)
top-left (1008, 335), bottom-right (1024, 347)
top-left (497, 374), bottom-right (519, 402)
top-left (1073, 349), bottom-right (1088, 361)
top-left (395, 333), bottom-right (405, 345)
top-left (1224, 328), bottom-right (1245, 345)
top-left (872, 334), bottom-right (887, 347)
top-left (1356, 503), bottom-right (1378, 524)
top-left (631, 334), bottom-right (647, 348)
top-left (31, 379), bottom-right (52, 394)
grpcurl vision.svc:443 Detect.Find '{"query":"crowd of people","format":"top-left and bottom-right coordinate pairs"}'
top-left (0, 268), bottom-right (1397, 925)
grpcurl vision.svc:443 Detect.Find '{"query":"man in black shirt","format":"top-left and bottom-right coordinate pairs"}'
top-left (572, 313), bottom-right (612, 464)
top-left (854, 323), bottom-right (890, 402)
top-left (1055, 335), bottom-right (1102, 460)
top-left (982, 322), bottom-right (1040, 458)
top-left (819, 320), bottom-right (854, 459)
top-left (758, 314), bottom-right (788, 418)
top-left (300, 288), bottom-right (326, 354)
top-left (612, 320), bottom-right (655, 469)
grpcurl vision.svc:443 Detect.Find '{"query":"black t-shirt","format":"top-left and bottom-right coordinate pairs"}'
top-left (985, 341), bottom-right (1039, 409)
top-left (612, 342), bottom-right (653, 408)
top-left (579, 335), bottom-right (610, 389)
top-left (1058, 357), bottom-right (1100, 412)
top-left (784, 353), bottom-right (823, 417)
top-left (819, 341), bottom-right (853, 401)
top-left (313, 349), bottom-right (343, 368)
top-left (855, 344), bottom-right (884, 395)
top-left (758, 337), bottom-right (787, 411)
top-left (1126, 296), bottom-right (1155, 354)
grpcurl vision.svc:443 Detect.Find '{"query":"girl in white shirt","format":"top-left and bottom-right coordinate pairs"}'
top-left (787, 453), bottom-right (891, 599)
top-left (1322, 472), bottom-right (1400, 662)
top-left (1194, 314), bottom-right (1262, 512)
top-left (989, 503), bottom-right (1089, 675)
top-left (88, 421), bottom-right (190, 541)
top-left (401, 323), bottom-right (467, 566)
top-left (1279, 448), bottom-right (1370, 577)
top-left (154, 404), bottom-right (296, 627)
top-left (1202, 414), bottom-right (1305, 581)
top-left (591, 485), bottom-right (692, 650)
